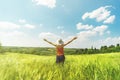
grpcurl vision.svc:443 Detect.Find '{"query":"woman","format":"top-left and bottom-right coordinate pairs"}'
top-left (43, 37), bottom-right (77, 63)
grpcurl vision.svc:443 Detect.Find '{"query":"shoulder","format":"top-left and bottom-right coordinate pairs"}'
top-left (56, 45), bottom-right (64, 48)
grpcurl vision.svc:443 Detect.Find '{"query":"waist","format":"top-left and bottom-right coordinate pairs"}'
top-left (57, 53), bottom-right (64, 56)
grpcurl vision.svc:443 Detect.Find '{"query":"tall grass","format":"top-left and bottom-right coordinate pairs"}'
top-left (0, 53), bottom-right (120, 80)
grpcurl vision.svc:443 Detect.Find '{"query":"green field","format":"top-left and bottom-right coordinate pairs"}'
top-left (0, 53), bottom-right (120, 80)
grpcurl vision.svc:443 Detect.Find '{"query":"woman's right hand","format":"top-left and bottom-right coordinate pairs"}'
top-left (73, 37), bottom-right (77, 40)
top-left (43, 39), bottom-right (47, 41)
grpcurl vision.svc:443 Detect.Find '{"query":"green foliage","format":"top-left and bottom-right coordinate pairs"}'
top-left (0, 42), bottom-right (4, 53)
top-left (75, 43), bottom-right (120, 54)
top-left (1, 43), bottom-right (120, 55)
top-left (2, 47), bottom-right (77, 55)
top-left (0, 53), bottom-right (120, 80)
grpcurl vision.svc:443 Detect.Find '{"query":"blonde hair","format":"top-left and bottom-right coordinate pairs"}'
top-left (57, 39), bottom-right (64, 45)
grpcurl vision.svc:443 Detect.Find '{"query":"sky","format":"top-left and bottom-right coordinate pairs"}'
top-left (0, 0), bottom-right (120, 48)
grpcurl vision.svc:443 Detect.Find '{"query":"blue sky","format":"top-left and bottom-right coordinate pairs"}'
top-left (0, 0), bottom-right (120, 48)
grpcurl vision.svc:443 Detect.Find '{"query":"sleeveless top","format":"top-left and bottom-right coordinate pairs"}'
top-left (56, 45), bottom-right (64, 56)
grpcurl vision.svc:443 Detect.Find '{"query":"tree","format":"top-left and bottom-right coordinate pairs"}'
top-left (116, 44), bottom-right (120, 52)
top-left (108, 45), bottom-right (115, 52)
top-left (100, 46), bottom-right (108, 53)
top-left (0, 42), bottom-right (1, 48)
top-left (116, 44), bottom-right (120, 47)
top-left (0, 42), bottom-right (2, 53)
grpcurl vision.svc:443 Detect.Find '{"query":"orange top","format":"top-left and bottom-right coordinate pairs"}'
top-left (56, 46), bottom-right (64, 56)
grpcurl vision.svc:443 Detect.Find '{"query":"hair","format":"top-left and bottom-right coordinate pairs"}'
top-left (57, 39), bottom-right (64, 45)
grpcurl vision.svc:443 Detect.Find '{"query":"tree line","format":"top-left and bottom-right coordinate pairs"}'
top-left (75, 44), bottom-right (120, 54)
top-left (0, 42), bottom-right (120, 55)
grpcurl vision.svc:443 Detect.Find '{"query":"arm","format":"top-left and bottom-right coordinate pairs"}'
top-left (43, 39), bottom-right (56, 46)
top-left (64, 37), bottom-right (77, 46)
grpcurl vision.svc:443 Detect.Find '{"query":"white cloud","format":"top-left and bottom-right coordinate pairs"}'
top-left (82, 6), bottom-right (115, 23)
top-left (93, 25), bottom-right (108, 35)
top-left (0, 21), bottom-right (20, 29)
top-left (74, 6), bottom-right (116, 48)
top-left (33, 0), bottom-right (56, 8)
top-left (76, 22), bottom-right (108, 37)
top-left (0, 31), bottom-right (41, 47)
top-left (19, 19), bottom-right (26, 24)
top-left (38, 32), bottom-right (62, 47)
top-left (68, 23), bottom-right (108, 48)
top-left (77, 30), bottom-right (97, 38)
top-left (39, 32), bottom-right (61, 40)
top-left (76, 23), bottom-right (93, 30)
top-left (0, 30), bottom-right (117, 48)
top-left (0, 31), bottom-right (25, 37)
top-left (24, 24), bottom-right (35, 29)
top-left (65, 36), bottom-right (120, 48)
top-left (0, 21), bottom-right (36, 30)
top-left (82, 12), bottom-right (89, 20)
top-left (104, 15), bottom-right (115, 24)
top-left (0, 21), bottom-right (37, 47)
top-left (94, 37), bottom-right (120, 48)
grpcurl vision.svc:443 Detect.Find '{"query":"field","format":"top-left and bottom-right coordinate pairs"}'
top-left (0, 52), bottom-right (120, 80)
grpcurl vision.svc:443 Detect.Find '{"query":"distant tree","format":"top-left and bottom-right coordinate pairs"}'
top-left (108, 45), bottom-right (116, 52)
top-left (94, 48), bottom-right (99, 53)
top-left (84, 48), bottom-right (88, 54)
top-left (116, 44), bottom-right (120, 47)
top-left (100, 46), bottom-right (108, 53)
top-left (109, 45), bottom-right (115, 48)
top-left (116, 44), bottom-right (120, 52)
top-left (79, 49), bottom-right (85, 54)
top-left (0, 42), bottom-right (1, 49)
top-left (0, 42), bottom-right (3, 53)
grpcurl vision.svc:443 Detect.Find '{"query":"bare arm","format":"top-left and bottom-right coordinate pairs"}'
top-left (43, 39), bottom-right (56, 46)
top-left (64, 37), bottom-right (77, 46)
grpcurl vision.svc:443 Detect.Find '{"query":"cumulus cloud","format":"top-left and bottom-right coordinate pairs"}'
top-left (0, 20), bottom-right (37, 47)
top-left (19, 19), bottom-right (26, 24)
top-left (24, 24), bottom-right (35, 29)
top-left (76, 23), bottom-right (93, 30)
top-left (38, 32), bottom-right (62, 47)
top-left (33, 0), bottom-right (56, 8)
top-left (0, 21), bottom-right (36, 30)
top-left (0, 31), bottom-right (25, 46)
top-left (65, 23), bottom-right (108, 48)
top-left (93, 25), bottom-right (108, 35)
top-left (65, 36), bottom-right (120, 48)
top-left (0, 21), bottom-right (20, 29)
top-left (94, 37), bottom-right (120, 48)
top-left (104, 15), bottom-right (115, 24)
top-left (76, 23), bottom-right (108, 37)
top-left (74, 5), bottom-right (116, 48)
top-left (0, 31), bottom-right (25, 37)
top-left (39, 32), bottom-right (61, 40)
top-left (82, 6), bottom-right (115, 24)
top-left (0, 31), bottom-right (41, 47)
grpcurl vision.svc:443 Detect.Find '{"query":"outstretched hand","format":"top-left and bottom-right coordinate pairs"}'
top-left (43, 38), bottom-right (47, 41)
top-left (73, 36), bottom-right (77, 40)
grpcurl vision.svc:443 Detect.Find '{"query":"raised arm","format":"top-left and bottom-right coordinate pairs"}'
top-left (64, 37), bottom-right (77, 46)
top-left (43, 39), bottom-right (56, 46)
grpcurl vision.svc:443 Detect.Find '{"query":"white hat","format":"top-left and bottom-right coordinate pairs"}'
top-left (57, 39), bottom-right (64, 45)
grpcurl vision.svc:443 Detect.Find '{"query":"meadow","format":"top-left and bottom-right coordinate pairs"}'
top-left (0, 52), bottom-right (120, 80)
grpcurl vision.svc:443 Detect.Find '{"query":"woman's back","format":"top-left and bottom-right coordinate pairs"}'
top-left (56, 45), bottom-right (64, 56)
